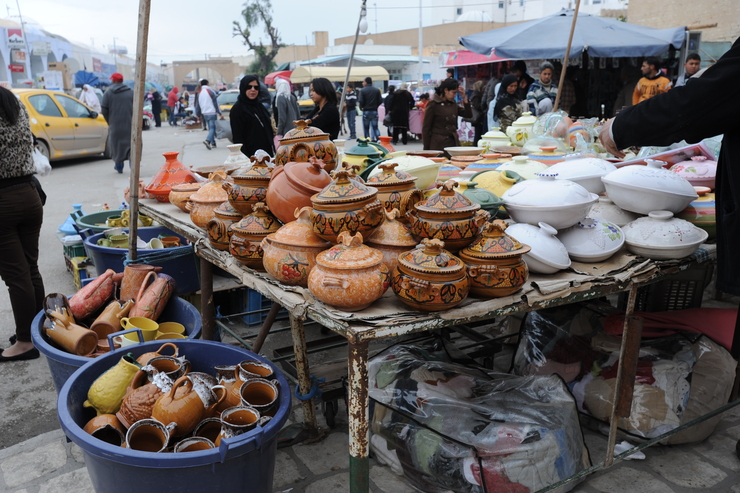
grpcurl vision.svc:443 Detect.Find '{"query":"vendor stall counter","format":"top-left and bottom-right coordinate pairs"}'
top-left (139, 199), bottom-right (728, 493)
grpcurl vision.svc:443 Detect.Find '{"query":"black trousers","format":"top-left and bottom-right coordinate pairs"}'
top-left (393, 126), bottom-right (409, 145)
top-left (0, 182), bottom-right (44, 342)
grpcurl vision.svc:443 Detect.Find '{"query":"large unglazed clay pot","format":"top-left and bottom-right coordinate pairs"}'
top-left (266, 157), bottom-right (332, 224)
top-left (186, 171), bottom-right (229, 229)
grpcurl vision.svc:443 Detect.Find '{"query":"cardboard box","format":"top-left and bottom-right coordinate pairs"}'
top-left (47, 61), bottom-right (73, 90)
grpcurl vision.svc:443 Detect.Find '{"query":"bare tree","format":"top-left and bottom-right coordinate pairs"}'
top-left (232, 0), bottom-right (284, 78)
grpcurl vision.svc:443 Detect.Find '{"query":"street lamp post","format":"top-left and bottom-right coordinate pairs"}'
top-left (338, 0), bottom-right (368, 139)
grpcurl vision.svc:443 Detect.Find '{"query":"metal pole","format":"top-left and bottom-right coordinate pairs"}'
top-left (553, 1), bottom-right (581, 112)
top-left (418, 0), bottom-right (423, 85)
top-left (339, 0), bottom-right (367, 132)
top-left (13, 0), bottom-right (31, 79)
top-left (289, 313), bottom-right (319, 436)
top-left (348, 340), bottom-right (370, 493)
top-left (127, 0), bottom-right (151, 262)
top-left (200, 258), bottom-right (215, 340)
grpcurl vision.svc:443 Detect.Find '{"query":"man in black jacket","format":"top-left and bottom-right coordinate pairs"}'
top-left (345, 84), bottom-right (358, 139)
top-left (600, 38), bottom-right (740, 358)
top-left (358, 77), bottom-right (381, 142)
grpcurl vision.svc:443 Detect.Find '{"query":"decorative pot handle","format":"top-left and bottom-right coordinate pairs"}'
top-left (155, 342), bottom-right (179, 358)
top-left (400, 189), bottom-right (424, 214)
top-left (134, 271), bottom-right (157, 305)
top-left (405, 209), bottom-right (419, 226)
top-left (399, 278), bottom-right (440, 296)
top-left (185, 200), bottom-right (193, 212)
top-left (468, 265), bottom-right (499, 278)
top-left (322, 275), bottom-right (350, 289)
top-left (473, 209), bottom-right (491, 228)
top-left (222, 182), bottom-right (234, 193)
top-left (357, 201), bottom-right (383, 221)
top-left (207, 385), bottom-right (228, 414)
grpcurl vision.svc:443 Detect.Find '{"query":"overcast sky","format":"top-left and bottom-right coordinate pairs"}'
top-left (11, 0), bottom-right (444, 63)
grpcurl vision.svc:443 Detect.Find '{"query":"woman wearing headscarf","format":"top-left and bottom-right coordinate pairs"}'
top-left (494, 74), bottom-right (524, 133)
top-left (306, 77), bottom-right (340, 140)
top-left (230, 75), bottom-right (275, 157)
top-left (421, 78), bottom-right (471, 154)
top-left (469, 80), bottom-right (486, 144)
top-left (0, 86), bottom-right (44, 361)
top-left (79, 84), bottom-right (101, 114)
top-left (273, 77), bottom-right (300, 147)
top-left (389, 82), bottom-right (415, 145)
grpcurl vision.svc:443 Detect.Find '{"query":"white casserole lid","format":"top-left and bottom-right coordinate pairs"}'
top-left (502, 172), bottom-right (597, 207)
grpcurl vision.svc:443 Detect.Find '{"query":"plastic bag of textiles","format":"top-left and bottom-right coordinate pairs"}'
top-left (512, 304), bottom-right (736, 444)
top-left (368, 336), bottom-right (590, 493)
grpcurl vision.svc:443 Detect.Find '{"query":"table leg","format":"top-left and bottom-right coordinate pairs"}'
top-left (348, 340), bottom-right (370, 493)
top-left (252, 303), bottom-right (280, 354)
top-left (289, 313), bottom-right (318, 435)
top-left (200, 257), bottom-right (215, 341)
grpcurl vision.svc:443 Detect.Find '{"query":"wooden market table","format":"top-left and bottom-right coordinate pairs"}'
top-left (140, 199), bottom-right (723, 493)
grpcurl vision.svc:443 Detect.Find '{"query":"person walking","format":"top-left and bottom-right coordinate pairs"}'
top-left (632, 57), bottom-right (672, 105)
top-left (79, 84), bottom-right (101, 113)
top-left (526, 61), bottom-right (558, 116)
top-left (345, 83), bottom-right (358, 139)
top-left (389, 83), bottom-right (415, 145)
top-left (493, 74), bottom-right (524, 133)
top-left (167, 86), bottom-right (180, 126)
top-left (195, 79), bottom-right (222, 149)
top-left (383, 85), bottom-right (395, 137)
top-left (358, 77), bottom-right (382, 142)
top-left (148, 87), bottom-right (163, 127)
top-left (306, 77), bottom-right (340, 140)
top-left (422, 78), bottom-right (472, 154)
top-left (273, 77), bottom-right (300, 147)
top-left (0, 86), bottom-right (45, 361)
top-left (100, 73), bottom-right (133, 173)
top-left (230, 75), bottom-right (275, 157)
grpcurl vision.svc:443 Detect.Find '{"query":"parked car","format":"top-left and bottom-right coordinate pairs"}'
top-left (12, 88), bottom-right (110, 161)
top-left (298, 93), bottom-right (315, 119)
top-left (217, 89), bottom-right (239, 117)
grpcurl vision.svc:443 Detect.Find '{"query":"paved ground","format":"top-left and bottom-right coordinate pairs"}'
top-left (1, 116), bottom-right (739, 492)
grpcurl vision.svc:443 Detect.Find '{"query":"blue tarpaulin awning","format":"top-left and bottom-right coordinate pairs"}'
top-left (459, 9), bottom-right (686, 60)
top-left (74, 71), bottom-right (100, 87)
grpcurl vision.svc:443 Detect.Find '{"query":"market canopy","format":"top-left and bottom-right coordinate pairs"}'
top-left (74, 71), bottom-right (100, 87)
top-left (441, 50), bottom-right (510, 68)
top-left (459, 9), bottom-right (685, 59)
top-left (290, 66), bottom-right (389, 84)
top-left (264, 70), bottom-right (292, 85)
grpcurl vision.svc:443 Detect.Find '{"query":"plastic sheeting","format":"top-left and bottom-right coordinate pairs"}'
top-left (513, 304), bottom-right (736, 444)
top-left (369, 337), bottom-right (590, 493)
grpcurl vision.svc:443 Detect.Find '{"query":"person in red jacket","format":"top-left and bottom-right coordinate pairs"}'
top-left (167, 86), bottom-right (180, 126)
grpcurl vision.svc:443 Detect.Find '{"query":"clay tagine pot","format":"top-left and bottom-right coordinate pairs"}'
top-left (186, 170), bottom-right (230, 229)
top-left (228, 202), bottom-right (281, 271)
top-left (310, 169), bottom-right (385, 243)
top-left (261, 206), bottom-right (331, 287)
top-left (169, 182), bottom-right (203, 213)
top-left (207, 201), bottom-right (244, 251)
top-left (366, 209), bottom-right (418, 274)
top-left (223, 155), bottom-right (273, 216)
top-left (458, 220), bottom-right (531, 298)
top-left (391, 238), bottom-right (470, 312)
top-left (365, 162), bottom-right (424, 222)
top-left (266, 157), bottom-right (333, 224)
top-left (406, 180), bottom-right (490, 252)
top-left (145, 151), bottom-right (199, 202)
top-left (275, 119), bottom-right (338, 172)
top-left (307, 231), bottom-right (390, 311)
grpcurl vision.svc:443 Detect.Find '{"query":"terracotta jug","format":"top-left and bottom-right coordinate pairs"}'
top-left (151, 375), bottom-right (208, 436)
top-left (215, 365), bottom-right (241, 411)
top-left (145, 151), bottom-right (199, 202)
top-left (45, 309), bottom-right (99, 356)
top-left (147, 355), bottom-right (190, 382)
top-left (90, 300), bottom-right (135, 339)
top-left (83, 414), bottom-right (127, 446)
top-left (120, 265), bottom-right (162, 302)
top-left (84, 353), bottom-right (142, 416)
top-left (116, 368), bottom-right (172, 429)
top-left (136, 342), bottom-right (179, 366)
top-left (129, 274), bottom-right (176, 320)
top-left (69, 269), bottom-right (117, 321)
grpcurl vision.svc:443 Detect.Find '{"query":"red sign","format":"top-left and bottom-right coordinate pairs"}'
top-left (7, 28), bottom-right (24, 47)
top-left (9, 64), bottom-right (25, 73)
top-left (93, 57), bottom-right (102, 73)
top-left (443, 50), bottom-right (509, 68)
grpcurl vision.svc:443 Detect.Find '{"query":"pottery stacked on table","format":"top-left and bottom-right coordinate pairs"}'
top-left (223, 155), bottom-right (273, 216)
top-left (365, 162), bottom-right (424, 221)
top-left (266, 157), bottom-right (333, 224)
top-left (228, 202), bottom-right (281, 271)
top-left (186, 171), bottom-right (230, 229)
top-left (146, 152), bottom-right (199, 203)
top-left (274, 120), bottom-right (338, 172)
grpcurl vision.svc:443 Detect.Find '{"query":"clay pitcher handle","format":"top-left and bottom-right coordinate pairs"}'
top-left (134, 271), bottom-right (157, 305)
top-left (473, 209), bottom-right (491, 228)
top-left (168, 375), bottom-right (194, 402)
top-left (322, 275), bottom-right (349, 289)
top-left (116, 300), bottom-right (135, 319)
top-left (400, 189), bottom-right (424, 215)
top-left (222, 182), bottom-right (234, 194)
top-left (206, 384), bottom-right (228, 415)
top-left (185, 200), bottom-right (194, 212)
top-left (405, 209), bottom-right (419, 227)
top-left (154, 342), bottom-right (179, 359)
top-left (358, 201), bottom-right (383, 222)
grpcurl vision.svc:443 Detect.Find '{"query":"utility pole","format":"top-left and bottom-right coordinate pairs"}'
top-left (14, 0), bottom-right (31, 79)
top-left (418, 0), bottom-right (423, 85)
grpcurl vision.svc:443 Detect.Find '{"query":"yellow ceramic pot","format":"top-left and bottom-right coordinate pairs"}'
top-left (84, 354), bottom-right (142, 416)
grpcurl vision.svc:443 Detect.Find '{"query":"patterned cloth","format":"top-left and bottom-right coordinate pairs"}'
top-left (526, 80), bottom-right (558, 116)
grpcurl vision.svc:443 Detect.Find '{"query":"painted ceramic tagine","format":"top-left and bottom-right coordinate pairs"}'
top-left (459, 220), bottom-right (531, 298)
top-left (310, 169), bottom-right (385, 243)
top-left (267, 157), bottom-right (333, 224)
top-left (261, 206), bottom-right (332, 287)
top-left (622, 210), bottom-right (708, 260)
top-left (206, 201), bottom-right (243, 251)
top-left (275, 119), bottom-right (338, 171)
top-left (307, 231), bottom-right (390, 312)
top-left (366, 209), bottom-right (418, 274)
top-left (185, 170), bottom-right (229, 229)
top-left (223, 154), bottom-right (273, 216)
top-left (391, 238), bottom-right (469, 312)
top-left (169, 182), bottom-right (203, 213)
top-left (228, 202), bottom-right (281, 271)
top-left (557, 217), bottom-right (625, 263)
top-left (145, 151), bottom-right (199, 203)
top-left (406, 180), bottom-right (490, 252)
top-left (365, 162), bottom-right (424, 222)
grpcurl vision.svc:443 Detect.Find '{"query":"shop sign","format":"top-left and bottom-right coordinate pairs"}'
top-left (32, 41), bottom-right (49, 56)
top-left (11, 50), bottom-right (26, 63)
top-left (7, 28), bottom-right (24, 48)
top-left (9, 64), bottom-right (25, 73)
top-left (93, 57), bottom-right (102, 73)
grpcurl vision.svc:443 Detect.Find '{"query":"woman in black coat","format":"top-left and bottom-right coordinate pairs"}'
top-left (230, 75), bottom-right (275, 157)
top-left (306, 77), bottom-right (340, 140)
top-left (389, 83), bottom-right (415, 145)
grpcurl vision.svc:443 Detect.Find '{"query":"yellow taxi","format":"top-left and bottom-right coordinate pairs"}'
top-left (217, 89), bottom-right (239, 117)
top-left (12, 88), bottom-right (110, 161)
top-left (298, 93), bottom-right (315, 118)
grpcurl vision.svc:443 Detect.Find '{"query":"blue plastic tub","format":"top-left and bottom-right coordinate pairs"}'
top-left (58, 340), bottom-right (290, 493)
top-left (83, 227), bottom-right (200, 294)
top-left (31, 296), bottom-right (202, 395)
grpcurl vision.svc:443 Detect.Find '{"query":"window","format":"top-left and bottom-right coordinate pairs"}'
top-left (456, 8), bottom-right (463, 15)
top-left (28, 94), bottom-right (62, 117)
top-left (56, 95), bottom-right (92, 118)
top-left (499, 1), bottom-right (504, 7)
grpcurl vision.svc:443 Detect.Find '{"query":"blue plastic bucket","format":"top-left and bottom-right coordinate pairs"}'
top-left (58, 340), bottom-right (290, 493)
top-left (31, 296), bottom-right (202, 395)
top-left (83, 227), bottom-right (200, 294)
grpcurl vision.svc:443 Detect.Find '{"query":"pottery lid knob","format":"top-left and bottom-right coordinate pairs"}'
top-left (436, 179), bottom-right (458, 194)
top-left (337, 231), bottom-right (364, 247)
top-left (308, 156), bottom-right (326, 171)
top-left (252, 202), bottom-right (269, 214)
top-left (294, 206), bottom-right (313, 223)
top-left (250, 154), bottom-right (271, 167)
top-left (646, 159), bottom-right (667, 169)
top-left (378, 162), bottom-right (400, 173)
top-left (421, 238), bottom-right (445, 255)
top-left (331, 169), bottom-right (352, 183)
top-left (293, 119), bottom-right (309, 129)
top-left (385, 208), bottom-right (400, 222)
